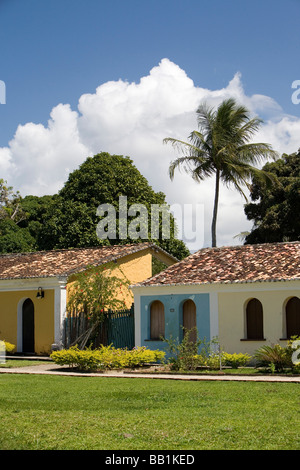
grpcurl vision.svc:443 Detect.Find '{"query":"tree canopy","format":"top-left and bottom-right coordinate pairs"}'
top-left (244, 149), bottom-right (300, 244)
top-left (0, 179), bottom-right (36, 253)
top-left (0, 153), bottom-right (190, 261)
top-left (0, 178), bottom-right (26, 224)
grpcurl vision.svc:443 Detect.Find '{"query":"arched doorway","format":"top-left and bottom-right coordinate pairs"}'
top-left (22, 299), bottom-right (35, 353)
top-left (182, 299), bottom-right (197, 343)
top-left (286, 297), bottom-right (300, 339)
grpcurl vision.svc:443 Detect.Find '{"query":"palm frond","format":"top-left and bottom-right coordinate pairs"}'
top-left (220, 158), bottom-right (277, 200)
top-left (237, 143), bottom-right (278, 164)
top-left (163, 137), bottom-right (205, 156)
top-left (168, 154), bottom-right (209, 181)
top-left (196, 102), bottom-right (215, 137)
top-left (234, 118), bottom-right (263, 143)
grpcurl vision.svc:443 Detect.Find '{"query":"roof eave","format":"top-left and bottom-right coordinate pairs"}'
top-left (131, 276), bottom-right (300, 289)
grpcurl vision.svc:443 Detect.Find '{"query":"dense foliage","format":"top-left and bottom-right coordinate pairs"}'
top-left (244, 149), bottom-right (300, 244)
top-left (0, 153), bottom-right (190, 261)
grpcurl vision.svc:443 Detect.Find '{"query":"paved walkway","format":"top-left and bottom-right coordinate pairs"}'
top-left (1, 361), bottom-right (300, 382)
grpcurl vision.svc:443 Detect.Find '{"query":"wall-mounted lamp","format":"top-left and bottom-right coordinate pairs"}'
top-left (36, 287), bottom-right (44, 299)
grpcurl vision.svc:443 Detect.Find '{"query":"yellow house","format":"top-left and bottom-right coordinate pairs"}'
top-left (0, 242), bottom-right (177, 355)
top-left (131, 241), bottom-right (300, 357)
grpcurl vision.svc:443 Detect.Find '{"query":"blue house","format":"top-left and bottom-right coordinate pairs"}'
top-left (138, 293), bottom-right (211, 354)
top-left (131, 242), bottom-right (300, 357)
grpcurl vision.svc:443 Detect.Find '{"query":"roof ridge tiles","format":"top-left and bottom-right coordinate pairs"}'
top-left (0, 242), bottom-right (166, 280)
top-left (133, 241), bottom-right (300, 288)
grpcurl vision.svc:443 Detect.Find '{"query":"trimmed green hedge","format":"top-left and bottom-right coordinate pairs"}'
top-left (50, 345), bottom-right (165, 372)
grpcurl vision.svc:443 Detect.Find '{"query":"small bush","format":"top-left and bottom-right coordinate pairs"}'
top-left (0, 341), bottom-right (16, 354)
top-left (164, 328), bottom-right (202, 371)
top-left (254, 344), bottom-right (291, 372)
top-left (223, 352), bottom-right (251, 369)
top-left (51, 346), bottom-right (101, 371)
top-left (206, 353), bottom-right (223, 370)
top-left (193, 351), bottom-right (223, 370)
top-left (164, 329), bottom-right (222, 371)
top-left (50, 345), bottom-right (165, 372)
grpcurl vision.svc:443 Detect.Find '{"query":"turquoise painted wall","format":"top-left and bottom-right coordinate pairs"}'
top-left (140, 293), bottom-right (210, 354)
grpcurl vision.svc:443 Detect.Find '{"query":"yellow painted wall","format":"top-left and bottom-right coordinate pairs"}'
top-left (116, 250), bottom-right (152, 306)
top-left (218, 287), bottom-right (300, 356)
top-left (67, 249), bottom-right (153, 309)
top-left (0, 289), bottom-right (55, 355)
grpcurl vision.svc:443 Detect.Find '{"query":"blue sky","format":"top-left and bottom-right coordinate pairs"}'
top-left (1, 0), bottom-right (299, 145)
top-left (0, 0), bottom-right (300, 249)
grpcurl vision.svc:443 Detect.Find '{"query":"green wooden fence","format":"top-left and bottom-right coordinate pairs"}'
top-left (63, 304), bottom-right (135, 350)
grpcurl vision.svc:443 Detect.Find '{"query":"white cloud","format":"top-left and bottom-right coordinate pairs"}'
top-left (0, 104), bottom-right (91, 195)
top-left (0, 58), bottom-right (299, 250)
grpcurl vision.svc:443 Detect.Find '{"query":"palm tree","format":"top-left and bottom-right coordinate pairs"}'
top-left (164, 98), bottom-right (278, 247)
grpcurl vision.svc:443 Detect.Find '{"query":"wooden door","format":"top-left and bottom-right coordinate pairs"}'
top-left (183, 299), bottom-right (197, 343)
top-left (22, 299), bottom-right (35, 353)
top-left (150, 301), bottom-right (165, 340)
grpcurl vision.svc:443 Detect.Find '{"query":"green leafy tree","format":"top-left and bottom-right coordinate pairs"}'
top-left (37, 198), bottom-right (102, 250)
top-left (0, 179), bottom-right (26, 224)
top-left (244, 149), bottom-right (300, 244)
top-left (0, 218), bottom-right (36, 253)
top-left (42, 152), bottom-right (189, 260)
top-left (0, 154), bottom-right (190, 262)
top-left (17, 195), bottom-right (56, 249)
top-left (0, 180), bottom-right (36, 253)
top-left (164, 98), bottom-right (278, 247)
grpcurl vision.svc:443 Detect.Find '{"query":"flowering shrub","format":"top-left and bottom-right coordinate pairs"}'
top-left (50, 345), bottom-right (165, 372)
top-left (195, 352), bottom-right (223, 370)
top-left (223, 352), bottom-right (251, 369)
top-left (164, 328), bottom-right (222, 371)
top-left (165, 330), bottom-right (200, 371)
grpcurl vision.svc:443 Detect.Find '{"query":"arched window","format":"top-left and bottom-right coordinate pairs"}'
top-left (150, 300), bottom-right (165, 340)
top-left (182, 299), bottom-right (197, 343)
top-left (286, 297), bottom-right (300, 339)
top-left (246, 298), bottom-right (264, 340)
top-left (22, 298), bottom-right (35, 353)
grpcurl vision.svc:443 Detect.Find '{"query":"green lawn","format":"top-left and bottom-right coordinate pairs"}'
top-left (0, 374), bottom-right (299, 450)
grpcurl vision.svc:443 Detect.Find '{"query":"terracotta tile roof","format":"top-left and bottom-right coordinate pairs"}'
top-left (135, 242), bottom-right (300, 287)
top-left (0, 242), bottom-right (173, 280)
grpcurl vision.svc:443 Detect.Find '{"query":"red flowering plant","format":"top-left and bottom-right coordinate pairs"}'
top-left (67, 262), bottom-right (130, 326)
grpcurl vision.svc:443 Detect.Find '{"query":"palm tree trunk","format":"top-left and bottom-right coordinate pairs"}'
top-left (211, 169), bottom-right (220, 247)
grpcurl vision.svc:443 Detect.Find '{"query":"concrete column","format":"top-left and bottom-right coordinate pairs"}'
top-left (53, 282), bottom-right (67, 350)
